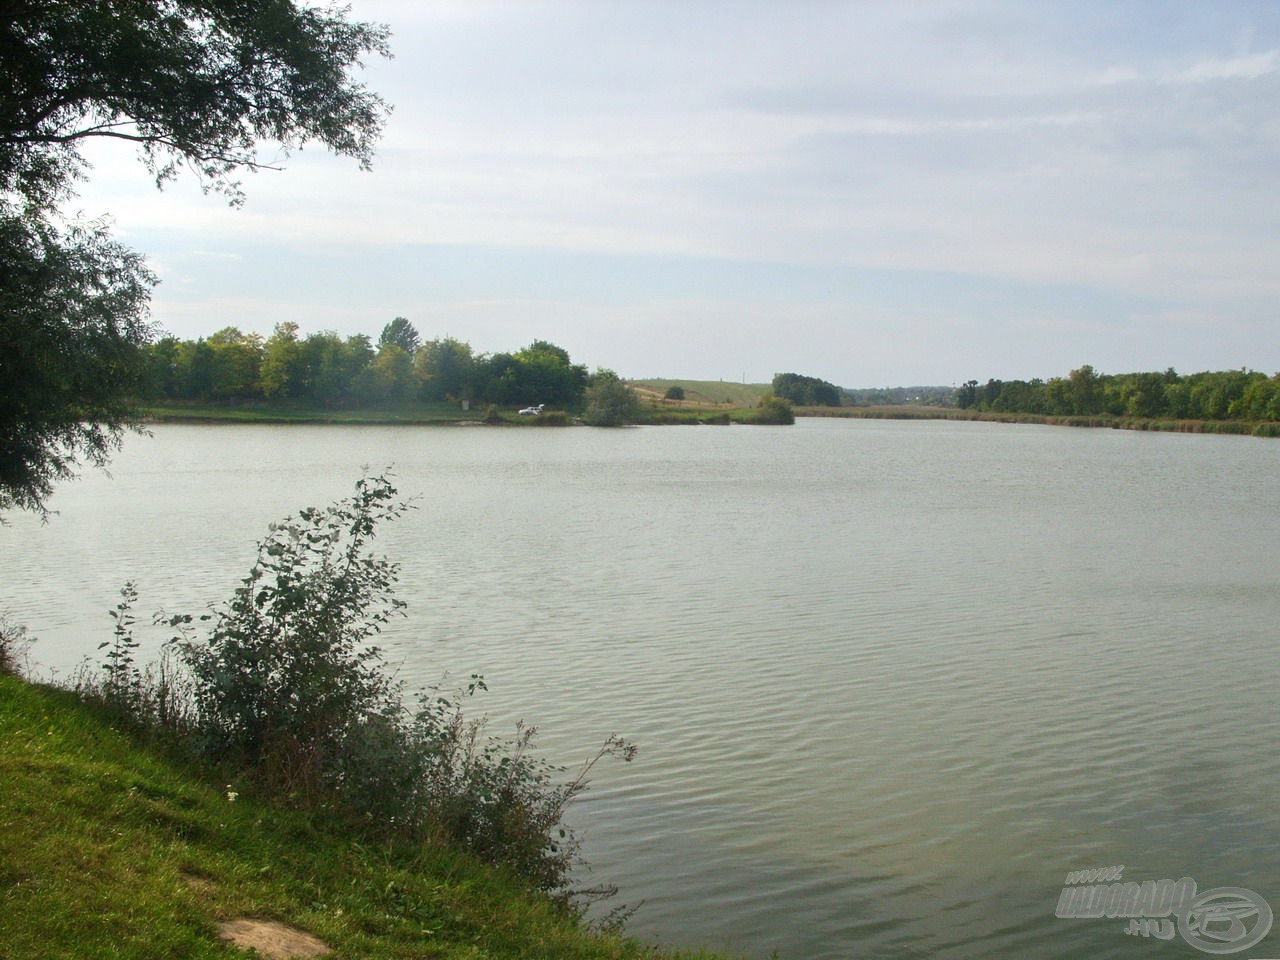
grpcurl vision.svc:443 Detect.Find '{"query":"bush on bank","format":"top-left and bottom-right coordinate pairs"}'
top-left (69, 475), bottom-right (635, 903)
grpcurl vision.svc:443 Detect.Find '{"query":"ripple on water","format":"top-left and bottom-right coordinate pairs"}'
top-left (5, 421), bottom-right (1280, 960)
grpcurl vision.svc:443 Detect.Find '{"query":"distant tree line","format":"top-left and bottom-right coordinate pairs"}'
top-left (772, 372), bottom-right (842, 406)
top-left (137, 319), bottom-right (591, 409)
top-left (841, 385), bottom-right (958, 407)
top-left (956, 366), bottom-right (1280, 421)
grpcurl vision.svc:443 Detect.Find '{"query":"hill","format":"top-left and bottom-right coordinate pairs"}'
top-left (625, 379), bottom-right (772, 408)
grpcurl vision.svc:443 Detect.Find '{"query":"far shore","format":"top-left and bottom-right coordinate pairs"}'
top-left (796, 404), bottom-right (1280, 438)
top-left (137, 402), bottom-right (1280, 438)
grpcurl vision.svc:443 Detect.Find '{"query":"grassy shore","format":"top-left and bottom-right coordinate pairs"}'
top-left (796, 405), bottom-right (1280, 437)
top-left (0, 672), bottom-right (725, 960)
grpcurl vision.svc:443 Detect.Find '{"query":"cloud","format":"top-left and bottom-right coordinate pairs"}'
top-left (69, 0), bottom-right (1280, 383)
top-left (1182, 48), bottom-right (1280, 81)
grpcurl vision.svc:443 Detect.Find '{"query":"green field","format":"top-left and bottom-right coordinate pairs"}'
top-left (0, 673), bottom-right (728, 960)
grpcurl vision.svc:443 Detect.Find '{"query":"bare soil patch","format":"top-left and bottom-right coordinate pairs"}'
top-left (217, 918), bottom-right (331, 958)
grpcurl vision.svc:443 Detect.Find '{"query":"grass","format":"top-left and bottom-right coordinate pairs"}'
top-left (0, 672), bottom-right (728, 960)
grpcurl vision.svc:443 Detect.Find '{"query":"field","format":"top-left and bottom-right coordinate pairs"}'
top-left (625, 380), bottom-right (773, 409)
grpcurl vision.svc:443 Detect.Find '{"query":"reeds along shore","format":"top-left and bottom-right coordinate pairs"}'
top-left (796, 406), bottom-right (1280, 438)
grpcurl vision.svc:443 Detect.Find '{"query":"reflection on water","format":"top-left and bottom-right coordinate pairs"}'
top-left (4, 419), bottom-right (1280, 959)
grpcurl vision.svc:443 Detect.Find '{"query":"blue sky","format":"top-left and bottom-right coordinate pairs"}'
top-left (76, 1), bottom-right (1280, 387)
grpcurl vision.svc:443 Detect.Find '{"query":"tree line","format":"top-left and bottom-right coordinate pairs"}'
top-left (138, 318), bottom-right (593, 410)
top-left (957, 366), bottom-right (1280, 422)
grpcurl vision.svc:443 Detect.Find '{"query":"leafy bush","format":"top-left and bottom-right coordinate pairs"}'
top-left (175, 475), bottom-right (408, 781)
top-left (583, 370), bottom-right (639, 426)
top-left (663, 385), bottom-right (685, 401)
top-left (121, 474), bottom-right (636, 897)
top-left (743, 393), bottom-right (795, 425)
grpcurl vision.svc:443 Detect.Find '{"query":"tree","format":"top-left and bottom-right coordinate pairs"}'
top-left (206, 326), bottom-right (263, 403)
top-left (772, 372), bottom-right (841, 407)
top-left (664, 385), bottom-right (685, 401)
top-left (583, 369), bottom-right (639, 426)
top-left (0, 213), bottom-right (155, 516)
top-left (511, 340), bottom-right (588, 408)
top-left (260, 321), bottom-right (303, 400)
top-left (416, 337), bottom-right (475, 403)
top-left (1067, 364), bottom-right (1103, 415)
top-left (368, 343), bottom-right (414, 403)
top-left (378, 317), bottom-right (420, 356)
top-left (0, 1), bottom-right (390, 515)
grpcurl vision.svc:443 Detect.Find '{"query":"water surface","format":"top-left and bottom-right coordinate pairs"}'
top-left (4, 419), bottom-right (1279, 959)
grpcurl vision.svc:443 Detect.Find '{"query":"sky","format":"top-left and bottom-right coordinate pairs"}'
top-left (76, 1), bottom-right (1280, 388)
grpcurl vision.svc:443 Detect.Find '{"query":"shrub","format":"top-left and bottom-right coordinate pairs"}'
top-left (175, 475), bottom-right (409, 784)
top-left (742, 393), bottom-right (795, 425)
top-left (147, 474), bottom-right (634, 897)
top-left (663, 385), bottom-right (685, 401)
top-left (583, 370), bottom-right (639, 426)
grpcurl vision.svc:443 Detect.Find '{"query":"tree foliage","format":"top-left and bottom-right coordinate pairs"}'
top-left (139, 328), bottom-right (593, 411)
top-left (0, 212), bottom-right (155, 516)
top-left (956, 365), bottom-right (1280, 422)
top-left (0, 1), bottom-right (390, 202)
top-left (379, 317), bottom-right (420, 356)
top-left (772, 372), bottom-right (841, 407)
top-left (0, 1), bottom-right (390, 515)
top-left (582, 369), bottom-right (639, 426)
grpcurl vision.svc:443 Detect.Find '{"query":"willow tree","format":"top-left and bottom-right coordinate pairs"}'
top-left (0, 1), bottom-right (390, 516)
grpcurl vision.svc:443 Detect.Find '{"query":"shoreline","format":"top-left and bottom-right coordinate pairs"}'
top-left (795, 405), bottom-right (1280, 438)
top-left (140, 403), bottom-right (1280, 438)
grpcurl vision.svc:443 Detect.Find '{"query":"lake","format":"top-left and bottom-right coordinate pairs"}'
top-left (4, 418), bottom-right (1279, 959)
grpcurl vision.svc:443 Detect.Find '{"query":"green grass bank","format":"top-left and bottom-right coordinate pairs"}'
top-left (0, 673), bottom-right (726, 960)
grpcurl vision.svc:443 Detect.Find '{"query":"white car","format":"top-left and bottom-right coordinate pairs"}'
top-left (518, 403), bottom-right (545, 415)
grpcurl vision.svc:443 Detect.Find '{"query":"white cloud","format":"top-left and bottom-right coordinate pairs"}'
top-left (1182, 49), bottom-right (1280, 81)
top-left (67, 1), bottom-right (1280, 383)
